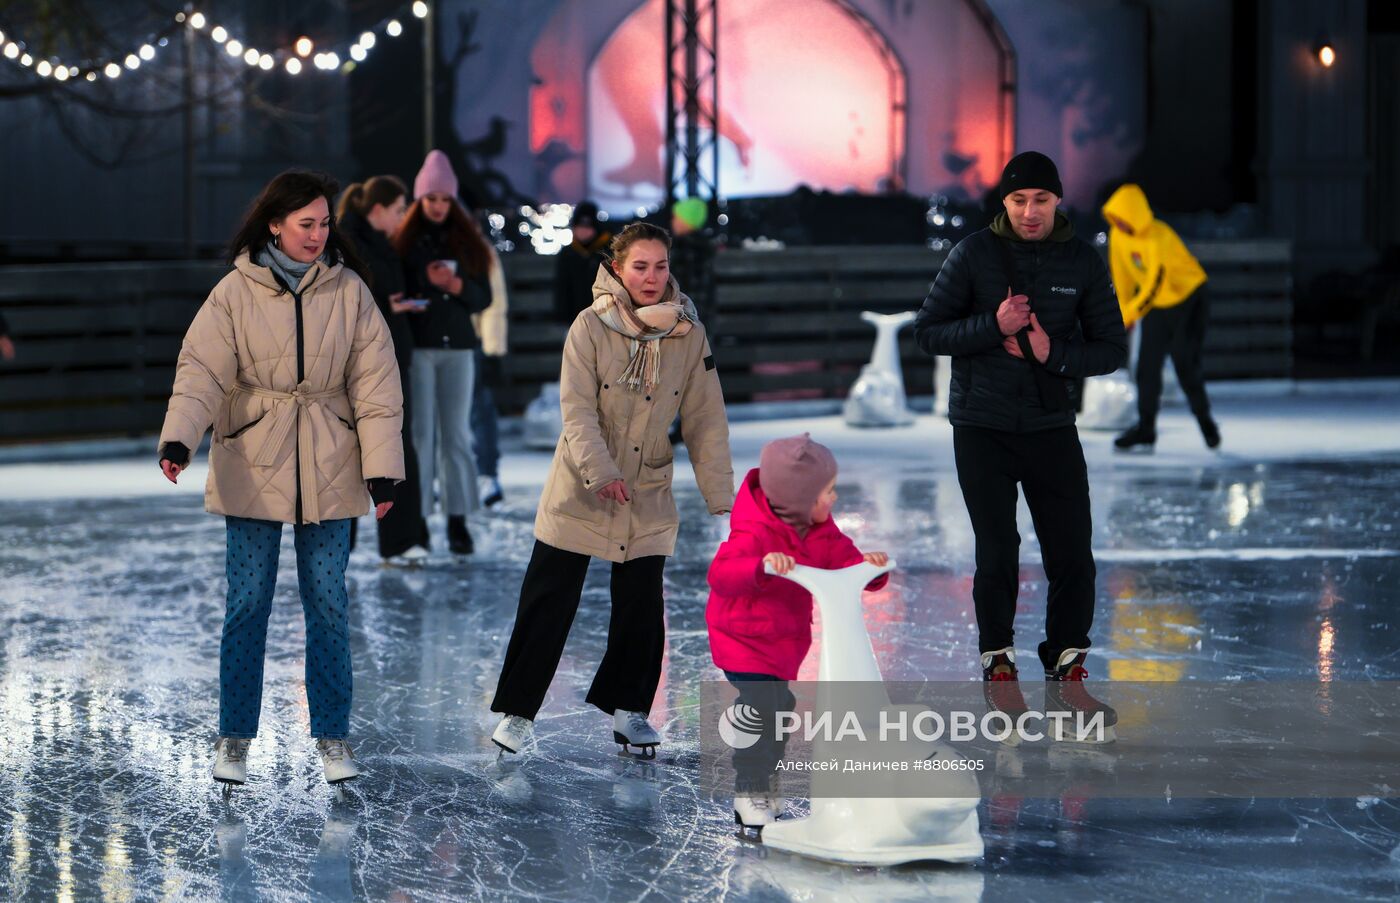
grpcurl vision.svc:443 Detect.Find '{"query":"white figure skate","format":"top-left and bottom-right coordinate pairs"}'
top-left (213, 737), bottom-right (250, 789)
top-left (613, 709), bottom-right (661, 760)
top-left (758, 561), bottom-right (985, 866)
top-left (844, 311), bottom-right (917, 428)
top-left (492, 714), bottom-right (534, 755)
top-left (316, 739), bottom-right (361, 784)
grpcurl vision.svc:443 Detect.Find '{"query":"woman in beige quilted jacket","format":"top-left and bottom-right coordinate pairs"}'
top-left (489, 222), bottom-right (735, 757)
top-left (156, 171), bottom-right (405, 788)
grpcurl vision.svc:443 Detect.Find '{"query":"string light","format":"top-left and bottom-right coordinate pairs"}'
top-left (1, 2), bottom-right (422, 84)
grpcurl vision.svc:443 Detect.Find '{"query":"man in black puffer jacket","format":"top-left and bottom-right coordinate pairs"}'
top-left (915, 152), bottom-right (1127, 723)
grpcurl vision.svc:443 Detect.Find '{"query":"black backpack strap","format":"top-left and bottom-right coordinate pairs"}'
top-left (994, 237), bottom-right (1072, 412)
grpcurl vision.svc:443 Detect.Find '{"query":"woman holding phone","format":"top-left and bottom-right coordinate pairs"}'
top-left (394, 150), bottom-right (494, 555)
top-left (158, 169), bottom-right (403, 787)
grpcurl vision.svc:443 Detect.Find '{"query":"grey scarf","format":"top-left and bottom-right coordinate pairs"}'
top-left (256, 243), bottom-right (321, 292)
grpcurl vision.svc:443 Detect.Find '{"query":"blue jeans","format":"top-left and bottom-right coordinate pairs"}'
top-left (471, 348), bottom-right (501, 479)
top-left (724, 671), bottom-right (795, 792)
top-left (220, 517), bottom-right (353, 739)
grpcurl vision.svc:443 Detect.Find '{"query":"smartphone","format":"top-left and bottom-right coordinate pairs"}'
top-left (401, 297), bottom-right (431, 311)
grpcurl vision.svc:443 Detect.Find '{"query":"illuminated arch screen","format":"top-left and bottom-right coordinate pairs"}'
top-left (586, 0), bottom-right (901, 210)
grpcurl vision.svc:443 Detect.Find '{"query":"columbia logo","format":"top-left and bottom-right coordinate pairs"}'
top-left (1050, 286), bottom-right (1078, 295)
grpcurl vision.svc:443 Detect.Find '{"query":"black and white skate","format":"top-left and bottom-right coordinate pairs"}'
top-left (613, 709), bottom-right (662, 760)
top-left (733, 794), bottom-right (777, 842)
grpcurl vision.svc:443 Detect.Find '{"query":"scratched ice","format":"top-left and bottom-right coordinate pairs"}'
top-left (1, 394), bottom-right (1399, 900)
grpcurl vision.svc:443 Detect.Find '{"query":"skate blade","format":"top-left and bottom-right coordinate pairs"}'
top-left (1113, 444), bottom-right (1155, 455)
top-left (734, 813), bottom-right (766, 843)
top-left (492, 739), bottom-right (520, 755)
top-left (1051, 722), bottom-right (1118, 744)
top-left (613, 731), bottom-right (658, 760)
top-left (326, 773), bottom-right (360, 785)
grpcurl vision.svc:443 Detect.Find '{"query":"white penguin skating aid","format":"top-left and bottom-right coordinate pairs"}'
top-left (756, 560), bottom-right (984, 867)
top-left (843, 311), bottom-right (917, 428)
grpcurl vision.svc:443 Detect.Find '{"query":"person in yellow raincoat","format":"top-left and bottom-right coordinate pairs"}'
top-left (1102, 183), bottom-right (1220, 451)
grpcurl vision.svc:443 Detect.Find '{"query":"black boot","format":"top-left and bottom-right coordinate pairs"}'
top-left (1198, 417), bottom-right (1221, 450)
top-left (447, 515), bottom-right (474, 555)
top-left (1113, 423), bottom-right (1156, 453)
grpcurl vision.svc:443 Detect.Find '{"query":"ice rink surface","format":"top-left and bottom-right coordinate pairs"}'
top-left (2, 388), bottom-right (1399, 901)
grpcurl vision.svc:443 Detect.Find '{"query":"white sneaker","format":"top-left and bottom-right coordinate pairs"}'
top-left (478, 476), bottom-right (504, 508)
top-left (492, 714), bottom-right (534, 754)
top-left (613, 709), bottom-right (661, 755)
top-left (213, 737), bottom-right (251, 784)
top-left (734, 793), bottom-right (777, 828)
top-left (384, 545), bottom-right (429, 566)
top-left (316, 738), bottom-right (361, 784)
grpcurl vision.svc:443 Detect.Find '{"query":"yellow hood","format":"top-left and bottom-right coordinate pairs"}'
top-left (1102, 184), bottom-right (1155, 236)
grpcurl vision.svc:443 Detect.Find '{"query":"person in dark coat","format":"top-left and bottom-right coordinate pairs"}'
top-left (913, 152), bottom-right (1126, 736)
top-left (553, 201), bottom-right (613, 323)
top-left (338, 175), bottom-right (430, 561)
top-left (394, 151), bottom-right (494, 556)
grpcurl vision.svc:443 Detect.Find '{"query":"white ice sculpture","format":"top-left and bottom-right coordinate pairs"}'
top-left (523, 382), bottom-right (564, 450)
top-left (759, 561), bottom-right (984, 867)
top-left (843, 311), bottom-right (917, 428)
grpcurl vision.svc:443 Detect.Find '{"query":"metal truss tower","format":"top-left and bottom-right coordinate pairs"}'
top-left (664, 0), bottom-right (719, 215)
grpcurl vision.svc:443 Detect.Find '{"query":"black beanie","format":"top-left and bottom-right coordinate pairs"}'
top-left (571, 201), bottom-right (600, 228)
top-left (998, 151), bottom-right (1063, 199)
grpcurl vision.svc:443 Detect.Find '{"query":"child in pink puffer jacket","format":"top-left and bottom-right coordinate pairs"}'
top-left (706, 433), bottom-right (889, 832)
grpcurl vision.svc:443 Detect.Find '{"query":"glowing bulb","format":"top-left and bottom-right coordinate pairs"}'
top-left (210, 26), bottom-right (227, 43)
top-left (189, 12), bottom-right (206, 29)
top-left (1318, 44), bottom-right (1336, 67)
top-left (413, 2), bottom-right (429, 19)
top-left (20, 53), bottom-right (33, 66)
top-left (104, 61), bottom-right (121, 77)
top-left (323, 51), bottom-right (339, 68)
top-left (139, 44), bottom-right (155, 61)
top-left (226, 39), bottom-right (242, 57)
top-left (359, 32), bottom-right (376, 50)
top-left (54, 65), bottom-right (69, 81)
top-left (295, 36), bottom-right (313, 57)
top-left (349, 45), bottom-right (367, 62)
top-left (0, 30), bottom-right (5, 43)
top-left (243, 48), bottom-right (259, 65)
top-left (85, 71), bottom-right (97, 81)
top-left (124, 53), bottom-right (139, 69)
top-left (68, 65), bottom-right (79, 76)
top-left (36, 60), bottom-right (52, 77)
top-left (258, 54), bottom-right (273, 70)
top-left (285, 57), bottom-right (302, 75)
top-left (386, 20), bottom-right (403, 37)
top-left (2, 44), bottom-right (16, 60)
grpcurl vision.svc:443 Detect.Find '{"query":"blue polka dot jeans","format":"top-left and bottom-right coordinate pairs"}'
top-left (220, 516), bottom-right (354, 739)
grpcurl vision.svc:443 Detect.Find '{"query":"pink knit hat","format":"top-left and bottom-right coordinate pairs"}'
top-left (414, 149), bottom-right (459, 199)
top-left (759, 433), bottom-right (837, 528)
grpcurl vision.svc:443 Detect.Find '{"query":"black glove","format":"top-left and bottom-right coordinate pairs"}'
top-left (159, 442), bottom-right (191, 467)
top-left (479, 354), bottom-right (504, 389)
top-left (367, 478), bottom-right (397, 505)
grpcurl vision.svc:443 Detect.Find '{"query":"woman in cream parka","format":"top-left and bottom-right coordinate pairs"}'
top-left (490, 222), bottom-right (734, 757)
top-left (157, 170), bottom-right (404, 788)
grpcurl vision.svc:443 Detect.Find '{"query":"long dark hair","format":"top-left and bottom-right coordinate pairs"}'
top-left (392, 196), bottom-right (493, 278)
top-left (336, 175), bottom-right (408, 221)
top-left (228, 169), bottom-right (368, 290)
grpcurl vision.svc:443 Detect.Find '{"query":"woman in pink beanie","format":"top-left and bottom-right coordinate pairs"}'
top-left (705, 433), bottom-right (889, 833)
top-left (393, 150), bottom-right (496, 555)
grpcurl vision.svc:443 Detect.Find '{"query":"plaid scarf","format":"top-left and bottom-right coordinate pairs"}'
top-left (590, 264), bottom-right (699, 393)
